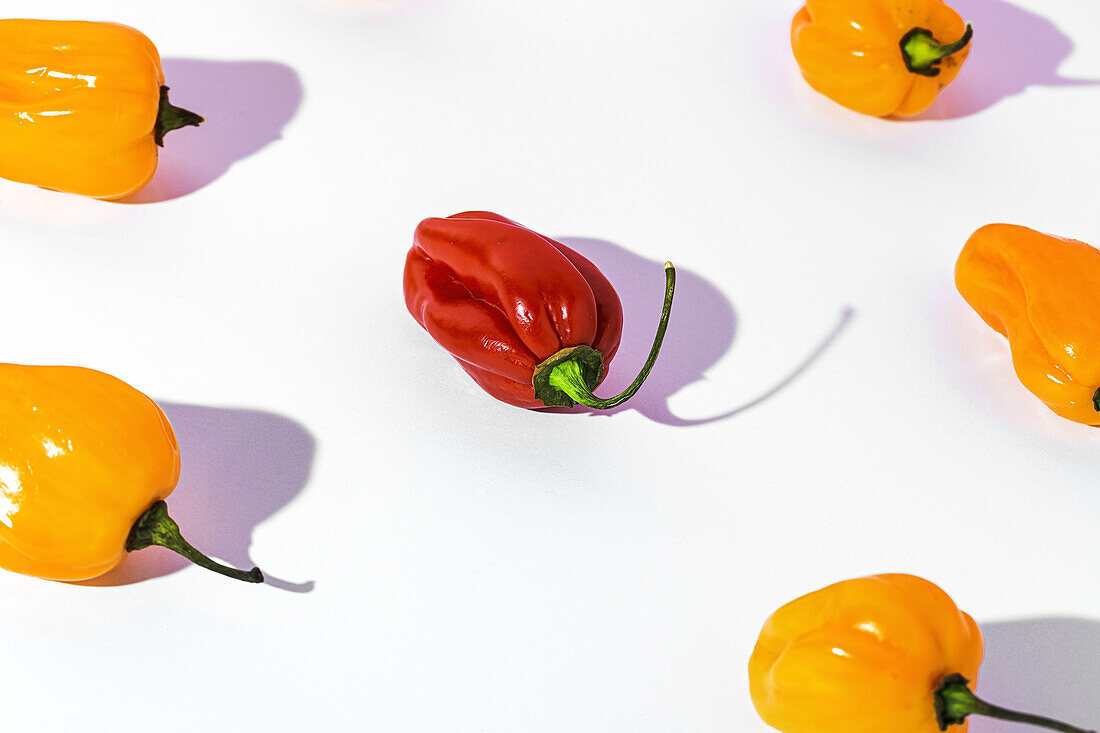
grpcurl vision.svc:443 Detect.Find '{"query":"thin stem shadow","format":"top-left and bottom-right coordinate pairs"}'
top-left (583, 307), bottom-right (853, 426)
top-left (672, 307), bottom-right (853, 426)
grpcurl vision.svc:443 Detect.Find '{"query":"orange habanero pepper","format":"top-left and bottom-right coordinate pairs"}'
top-left (791, 0), bottom-right (973, 117)
top-left (956, 224), bottom-right (1100, 426)
top-left (0, 364), bottom-right (262, 584)
top-left (0, 19), bottom-right (202, 199)
top-left (749, 574), bottom-right (1094, 733)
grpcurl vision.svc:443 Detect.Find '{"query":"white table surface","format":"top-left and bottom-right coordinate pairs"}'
top-left (1, 0), bottom-right (1098, 730)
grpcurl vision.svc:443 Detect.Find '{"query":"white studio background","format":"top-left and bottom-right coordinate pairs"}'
top-left (0, 0), bottom-right (1097, 730)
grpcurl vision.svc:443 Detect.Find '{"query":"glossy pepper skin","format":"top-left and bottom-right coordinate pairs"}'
top-left (404, 212), bottom-right (675, 410)
top-left (0, 364), bottom-right (261, 583)
top-left (750, 574), bottom-right (1095, 733)
top-left (956, 224), bottom-right (1100, 426)
top-left (791, 0), bottom-right (973, 117)
top-left (0, 20), bottom-right (202, 199)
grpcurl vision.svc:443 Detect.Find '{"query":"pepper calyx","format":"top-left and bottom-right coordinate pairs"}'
top-left (934, 674), bottom-right (975, 730)
top-left (532, 346), bottom-right (606, 408)
top-left (126, 500), bottom-right (264, 583)
top-left (933, 672), bottom-right (1096, 732)
top-left (530, 262), bottom-right (676, 410)
top-left (900, 24), bottom-right (973, 77)
top-left (1092, 386), bottom-right (1100, 412)
top-left (154, 86), bottom-right (204, 147)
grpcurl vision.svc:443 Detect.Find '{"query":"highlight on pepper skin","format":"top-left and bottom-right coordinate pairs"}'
top-left (403, 211), bottom-right (676, 411)
top-left (956, 224), bottom-right (1100, 426)
top-left (0, 19), bottom-right (203, 199)
top-left (790, 0), bottom-right (973, 117)
top-left (0, 363), bottom-right (262, 584)
top-left (749, 574), bottom-right (1096, 733)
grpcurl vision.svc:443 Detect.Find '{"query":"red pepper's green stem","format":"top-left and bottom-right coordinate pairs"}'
top-left (155, 86), bottom-right (204, 147)
top-left (900, 24), bottom-right (973, 77)
top-left (533, 262), bottom-right (675, 409)
top-left (126, 500), bottom-right (264, 583)
top-left (935, 674), bottom-right (1095, 733)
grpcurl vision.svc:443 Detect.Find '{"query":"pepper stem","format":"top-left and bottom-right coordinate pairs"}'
top-left (934, 674), bottom-right (1095, 733)
top-left (900, 24), bottom-right (973, 77)
top-left (1092, 386), bottom-right (1100, 412)
top-left (125, 500), bottom-right (264, 583)
top-left (154, 86), bottom-right (204, 147)
top-left (532, 262), bottom-right (675, 409)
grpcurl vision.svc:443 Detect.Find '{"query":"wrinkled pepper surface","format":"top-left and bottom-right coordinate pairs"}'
top-left (0, 20), bottom-right (202, 199)
top-left (791, 0), bottom-right (973, 117)
top-left (956, 224), bottom-right (1100, 426)
top-left (749, 574), bottom-right (1094, 733)
top-left (0, 364), bottom-right (262, 583)
top-left (403, 211), bottom-right (675, 409)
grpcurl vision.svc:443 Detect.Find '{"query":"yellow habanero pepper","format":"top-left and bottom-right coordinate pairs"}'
top-left (0, 19), bottom-right (202, 199)
top-left (0, 364), bottom-right (262, 584)
top-left (791, 0), bottom-right (973, 117)
top-left (956, 224), bottom-right (1100, 426)
top-left (749, 574), bottom-right (1094, 733)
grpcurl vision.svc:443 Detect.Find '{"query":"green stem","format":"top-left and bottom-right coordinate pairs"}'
top-left (125, 501), bottom-right (264, 583)
top-left (532, 262), bottom-right (676, 409)
top-left (154, 86), bottom-right (204, 147)
top-left (900, 24), bottom-right (974, 77)
top-left (935, 674), bottom-right (1094, 733)
top-left (1092, 386), bottom-right (1099, 412)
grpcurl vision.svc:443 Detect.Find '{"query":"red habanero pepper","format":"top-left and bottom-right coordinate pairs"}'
top-left (403, 212), bottom-right (676, 409)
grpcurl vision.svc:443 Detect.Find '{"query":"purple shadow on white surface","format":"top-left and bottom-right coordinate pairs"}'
top-left (78, 403), bottom-right (315, 592)
top-left (978, 618), bottom-right (1100, 730)
top-left (117, 59), bottom-right (303, 203)
top-left (555, 238), bottom-right (852, 427)
top-left (920, 0), bottom-right (1099, 119)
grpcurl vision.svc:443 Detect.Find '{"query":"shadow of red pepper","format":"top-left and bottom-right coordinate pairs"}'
top-left (115, 59), bottom-right (303, 203)
top-left (555, 237), bottom-right (852, 426)
top-left (76, 403), bottom-right (315, 592)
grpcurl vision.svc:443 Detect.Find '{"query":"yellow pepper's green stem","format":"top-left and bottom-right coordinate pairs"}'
top-left (901, 24), bottom-right (973, 77)
top-left (532, 262), bottom-right (675, 409)
top-left (935, 674), bottom-right (1095, 733)
top-left (126, 500), bottom-right (264, 583)
top-left (155, 86), bottom-right (204, 147)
